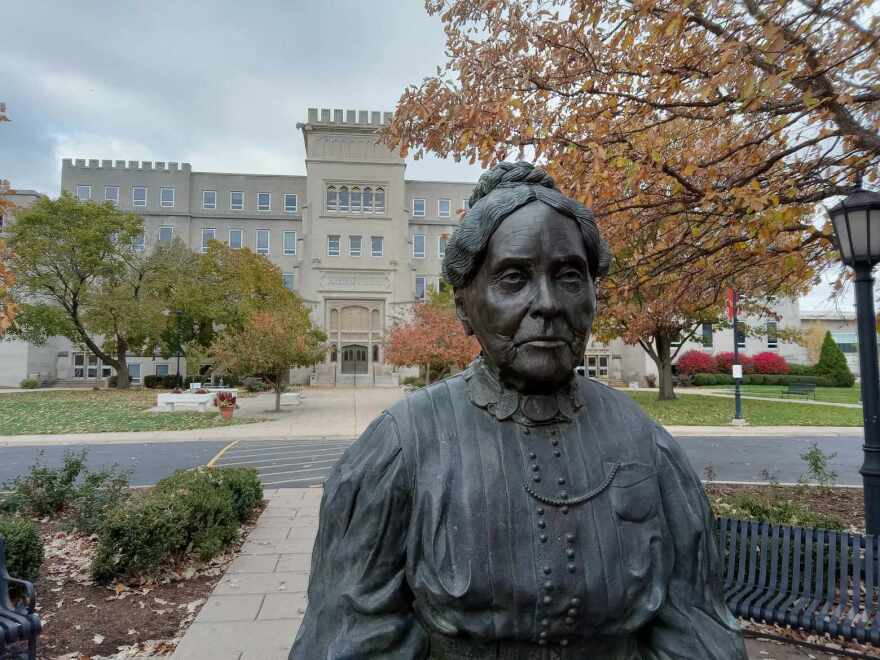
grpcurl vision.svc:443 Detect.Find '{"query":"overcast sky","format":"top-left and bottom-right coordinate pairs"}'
top-left (0, 0), bottom-right (850, 312)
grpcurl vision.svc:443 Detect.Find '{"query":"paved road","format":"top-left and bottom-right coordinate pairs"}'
top-left (0, 434), bottom-right (865, 488)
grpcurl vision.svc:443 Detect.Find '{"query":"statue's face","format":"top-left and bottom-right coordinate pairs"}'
top-left (457, 202), bottom-right (596, 394)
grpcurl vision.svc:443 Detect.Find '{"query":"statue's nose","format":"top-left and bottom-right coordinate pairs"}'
top-left (530, 277), bottom-right (560, 318)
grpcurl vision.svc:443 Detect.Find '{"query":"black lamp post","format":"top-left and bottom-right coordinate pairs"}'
top-left (828, 183), bottom-right (880, 535)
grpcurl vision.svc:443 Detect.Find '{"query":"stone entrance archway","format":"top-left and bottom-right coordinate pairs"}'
top-left (323, 299), bottom-right (386, 382)
top-left (341, 345), bottom-right (368, 374)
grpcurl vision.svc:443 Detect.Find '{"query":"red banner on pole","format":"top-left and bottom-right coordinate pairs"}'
top-left (726, 289), bottom-right (736, 322)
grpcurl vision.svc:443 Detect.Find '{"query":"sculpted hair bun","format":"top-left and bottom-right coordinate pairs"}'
top-left (468, 161), bottom-right (556, 208)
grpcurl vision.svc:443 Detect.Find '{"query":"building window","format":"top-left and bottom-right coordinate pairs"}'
top-left (283, 231), bottom-right (297, 256)
top-left (201, 228), bottom-right (216, 253)
top-left (415, 275), bottom-right (427, 301)
top-left (282, 273), bottom-right (295, 291)
top-left (230, 191), bottom-right (244, 210)
top-left (327, 235), bottom-right (340, 257)
top-left (202, 190), bottom-right (216, 209)
top-left (349, 235), bottom-right (362, 257)
top-left (670, 330), bottom-right (683, 350)
top-left (128, 362), bottom-right (142, 385)
top-left (258, 192), bottom-right (271, 211)
top-left (131, 233), bottom-right (145, 252)
top-left (105, 186), bottom-right (120, 206)
top-left (438, 198), bottom-right (451, 217)
top-left (228, 229), bottom-right (243, 250)
top-left (438, 236), bottom-right (447, 258)
top-left (363, 187), bottom-right (373, 213)
top-left (372, 344), bottom-right (380, 362)
top-left (75, 185), bottom-right (91, 201)
top-left (461, 198), bottom-right (470, 212)
top-left (158, 225), bottom-right (173, 242)
top-left (132, 186), bottom-right (147, 208)
top-left (158, 187), bottom-right (174, 208)
top-left (326, 186), bottom-right (337, 212)
top-left (413, 233), bottom-right (426, 258)
top-left (832, 332), bottom-right (858, 354)
top-left (374, 187), bottom-right (385, 214)
top-left (767, 321), bottom-right (778, 349)
top-left (412, 198), bottom-right (426, 217)
top-left (284, 193), bottom-right (297, 213)
top-left (155, 364), bottom-right (169, 377)
top-left (701, 322), bottom-right (713, 348)
top-left (369, 236), bottom-right (383, 257)
top-left (350, 187), bottom-right (362, 213)
top-left (338, 186), bottom-right (350, 212)
top-left (735, 321), bottom-right (746, 350)
top-left (330, 344), bottom-right (338, 362)
top-left (256, 229), bottom-right (270, 255)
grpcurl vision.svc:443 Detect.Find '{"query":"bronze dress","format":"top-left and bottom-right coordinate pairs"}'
top-left (290, 359), bottom-right (746, 659)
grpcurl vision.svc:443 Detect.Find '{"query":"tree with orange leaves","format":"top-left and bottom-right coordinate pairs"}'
top-left (383, 0), bottom-right (879, 398)
top-left (385, 289), bottom-right (480, 384)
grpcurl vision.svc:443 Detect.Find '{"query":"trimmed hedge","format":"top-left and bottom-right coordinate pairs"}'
top-left (692, 373), bottom-right (834, 387)
top-left (0, 517), bottom-right (44, 582)
top-left (91, 467), bottom-right (263, 583)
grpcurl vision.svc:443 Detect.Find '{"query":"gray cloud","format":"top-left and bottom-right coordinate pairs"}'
top-left (0, 0), bottom-right (484, 195)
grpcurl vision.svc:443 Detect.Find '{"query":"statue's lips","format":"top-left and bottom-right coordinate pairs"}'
top-left (517, 337), bottom-right (568, 348)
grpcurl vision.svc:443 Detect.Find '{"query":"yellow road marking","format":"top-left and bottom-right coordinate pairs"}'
top-left (207, 439), bottom-right (240, 467)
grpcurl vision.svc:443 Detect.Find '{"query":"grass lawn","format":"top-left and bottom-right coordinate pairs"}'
top-left (695, 383), bottom-right (861, 404)
top-left (0, 389), bottom-right (257, 435)
top-left (626, 390), bottom-right (863, 426)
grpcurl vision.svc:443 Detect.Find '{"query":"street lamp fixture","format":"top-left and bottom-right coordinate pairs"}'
top-left (828, 182), bottom-right (880, 535)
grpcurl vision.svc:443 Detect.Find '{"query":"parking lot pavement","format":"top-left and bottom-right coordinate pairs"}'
top-left (209, 438), bottom-right (352, 488)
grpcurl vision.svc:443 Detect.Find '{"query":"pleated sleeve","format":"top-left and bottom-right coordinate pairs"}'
top-left (640, 427), bottom-right (747, 660)
top-left (289, 412), bottom-right (428, 660)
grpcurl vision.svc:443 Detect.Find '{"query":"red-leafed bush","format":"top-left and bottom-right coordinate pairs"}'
top-left (675, 350), bottom-right (716, 376)
top-left (714, 352), bottom-right (753, 374)
top-left (751, 351), bottom-right (790, 375)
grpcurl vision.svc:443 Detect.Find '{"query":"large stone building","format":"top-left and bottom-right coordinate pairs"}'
top-left (0, 107), bottom-right (819, 388)
top-left (52, 108), bottom-right (473, 385)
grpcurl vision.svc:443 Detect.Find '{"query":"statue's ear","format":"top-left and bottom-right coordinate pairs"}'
top-left (454, 289), bottom-right (474, 336)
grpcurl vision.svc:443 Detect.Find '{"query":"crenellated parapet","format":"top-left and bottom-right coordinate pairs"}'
top-left (61, 159), bottom-right (192, 173)
top-left (305, 108), bottom-right (393, 126)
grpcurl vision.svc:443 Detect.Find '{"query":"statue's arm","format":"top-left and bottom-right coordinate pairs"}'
top-left (289, 413), bottom-right (428, 660)
top-left (639, 427), bottom-right (747, 660)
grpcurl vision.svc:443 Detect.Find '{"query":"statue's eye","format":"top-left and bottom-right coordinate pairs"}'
top-left (559, 270), bottom-right (584, 284)
top-left (499, 270), bottom-right (527, 286)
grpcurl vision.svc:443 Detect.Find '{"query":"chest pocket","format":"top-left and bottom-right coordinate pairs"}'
top-left (608, 461), bottom-right (659, 522)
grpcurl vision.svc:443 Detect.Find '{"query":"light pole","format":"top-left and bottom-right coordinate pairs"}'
top-left (731, 289), bottom-right (744, 423)
top-left (828, 182), bottom-right (880, 535)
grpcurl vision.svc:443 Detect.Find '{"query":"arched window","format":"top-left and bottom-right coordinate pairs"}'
top-left (372, 344), bottom-right (380, 362)
top-left (350, 187), bottom-right (362, 213)
top-left (363, 187), bottom-right (373, 213)
top-left (330, 344), bottom-right (338, 362)
top-left (326, 186), bottom-right (337, 212)
top-left (338, 186), bottom-right (350, 212)
top-left (374, 187), bottom-right (385, 214)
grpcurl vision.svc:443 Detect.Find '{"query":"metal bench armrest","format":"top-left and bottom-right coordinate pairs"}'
top-left (5, 577), bottom-right (36, 614)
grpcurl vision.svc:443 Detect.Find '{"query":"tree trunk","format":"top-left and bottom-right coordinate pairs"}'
top-left (654, 331), bottom-right (676, 401)
top-left (115, 337), bottom-right (131, 389)
top-left (425, 363), bottom-right (431, 386)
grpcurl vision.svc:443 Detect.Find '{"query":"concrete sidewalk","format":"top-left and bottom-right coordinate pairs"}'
top-left (171, 489), bottom-right (848, 660)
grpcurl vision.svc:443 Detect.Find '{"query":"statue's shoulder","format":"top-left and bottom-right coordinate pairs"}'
top-left (385, 372), bottom-right (469, 426)
top-left (577, 377), bottom-right (659, 443)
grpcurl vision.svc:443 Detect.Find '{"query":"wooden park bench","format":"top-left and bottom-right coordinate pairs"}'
top-left (781, 382), bottom-right (817, 400)
top-left (718, 517), bottom-right (880, 646)
top-left (0, 536), bottom-right (41, 660)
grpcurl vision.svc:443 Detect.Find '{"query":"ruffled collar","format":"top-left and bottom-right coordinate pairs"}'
top-left (464, 357), bottom-right (582, 426)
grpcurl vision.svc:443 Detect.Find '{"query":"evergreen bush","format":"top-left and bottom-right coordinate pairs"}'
top-left (19, 378), bottom-right (39, 389)
top-left (813, 331), bottom-right (855, 387)
top-left (0, 517), bottom-right (44, 581)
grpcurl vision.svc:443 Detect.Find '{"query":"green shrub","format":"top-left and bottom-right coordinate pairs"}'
top-left (401, 375), bottom-right (425, 388)
top-left (2, 450), bottom-right (88, 516)
top-left (160, 374), bottom-right (182, 388)
top-left (155, 467), bottom-right (262, 522)
top-left (710, 489), bottom-right (843, 530)
top-left (692, 373), bottom-right (717, 386)
top-left (813, 331), bottom-right (855, 387)
top-left (0, 517), bottom-right (44, 581)
top-left (787, 363), bottom-right (814, 376)
top-left (19, 378), bottom-right (39, 389)
top-left (741, 374), bottom-right (833, 386)
top-left (143, 375), bottom-right (161, 389)
top-left (242, 376), bottom-right (269, 392)
top-left (70, 467), bottom-right (132, 534)
top-left (92, 466), bottom-right (259, 583)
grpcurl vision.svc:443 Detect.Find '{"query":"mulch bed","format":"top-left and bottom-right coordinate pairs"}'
top-left (705, 482), bottom-right (865, 530)
top-left (28, 509), bottom-right (261, 660)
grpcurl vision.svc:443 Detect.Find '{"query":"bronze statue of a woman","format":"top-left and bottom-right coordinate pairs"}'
top-left (290, 162), bottom-right (746, 659)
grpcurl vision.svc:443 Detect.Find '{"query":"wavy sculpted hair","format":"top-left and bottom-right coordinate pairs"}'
top-left (442, 161), bottom-right (612, 289)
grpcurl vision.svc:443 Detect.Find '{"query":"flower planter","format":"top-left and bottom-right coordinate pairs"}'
top-left (220, 406), bottom-right (234, 420)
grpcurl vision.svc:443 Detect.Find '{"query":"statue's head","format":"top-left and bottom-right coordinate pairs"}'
top-left (443, 162), bottom-right (611, 395)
